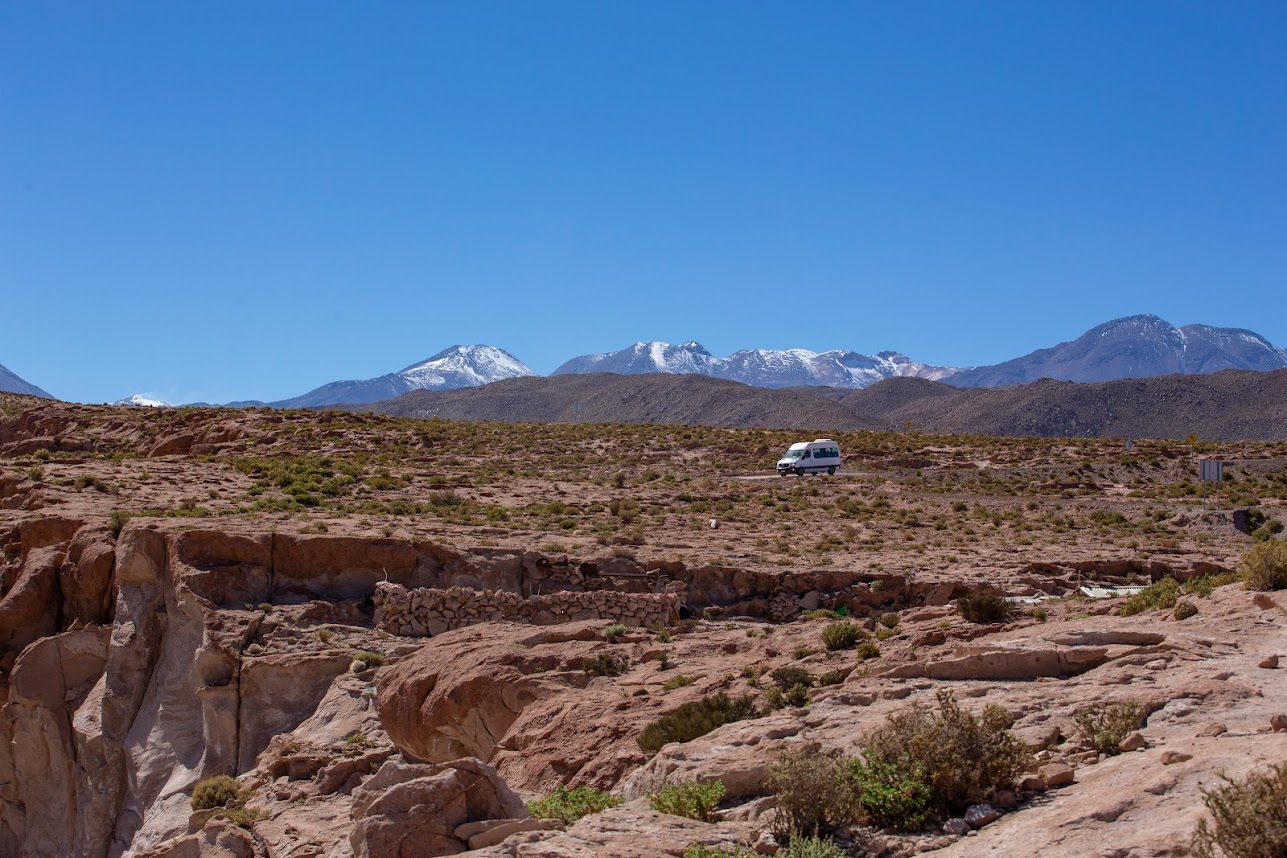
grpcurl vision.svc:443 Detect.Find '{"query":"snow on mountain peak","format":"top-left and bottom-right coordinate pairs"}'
top-left (113, 394), bottom-right (170, 407)
top-left (399, 345), bottom-right (536, 390)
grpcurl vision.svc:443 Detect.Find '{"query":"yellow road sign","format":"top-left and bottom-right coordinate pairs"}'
top-left (1187, 433), bottom-right (1197, 445)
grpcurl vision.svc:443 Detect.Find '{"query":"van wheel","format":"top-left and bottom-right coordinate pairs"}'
top-left (828, 466), bottom-right (836, 475)
top-left (794, 467), bottom-right (804, 476)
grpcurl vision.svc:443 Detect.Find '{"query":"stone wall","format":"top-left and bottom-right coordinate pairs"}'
top-left (372, 581), bottom-right (680, 637)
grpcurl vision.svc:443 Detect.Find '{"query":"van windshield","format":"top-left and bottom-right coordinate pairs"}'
top-left (782, 450), bottom-right (803, 460)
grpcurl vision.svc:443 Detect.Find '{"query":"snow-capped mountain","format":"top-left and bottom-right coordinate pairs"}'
top-left (946, 315), bottom-right (1287, 388)
top-left (271, 345), bottom-right (536, 409)
top-left (552, 341), bottom-right (957, 389)
top-left (112, 394), bottom-right (170, 407)
top-left (552, 342), bottom-right (724, 377)
top-left (0, 362), bottom-right (53, 399)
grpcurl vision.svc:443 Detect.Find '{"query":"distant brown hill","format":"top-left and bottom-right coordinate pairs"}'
top-left (841, 369), bottom-right (1287, 440)
top-left (363, 372), bottom-right (879, 431)
top-left (355, 368), bottom-right (1287, 441)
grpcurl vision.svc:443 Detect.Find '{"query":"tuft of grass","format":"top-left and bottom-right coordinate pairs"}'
top-left (878, 612), bottom-right (900, 629)
top-left (1174, 600), bottom-right (1198, 620)
top-left (663, 673), bottom-right (695, 691)
top-left (1074, 700), bottom-right (1145, 754)
top-left (352, 650), bottom-right (386, 669)
top-left (603, 622), bottom-right (629, 641)
top-left (821, 622), bottom-right (865, 651)
top-left (1191, 763), bottom-right (1287, 858)
top-left (638, 693), bottom-right (760, 753)
top-left (191, 775), bottom-right (244, 811)
top-left (527, 784), bottom-right (623, 825)
top-left (855, 642), bottom-right (881, 661)
top-left (648, 779), bottom-right (725, 822)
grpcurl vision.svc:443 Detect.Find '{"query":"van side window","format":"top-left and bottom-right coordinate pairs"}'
top-left (801, 450), bottom-right (810, 458)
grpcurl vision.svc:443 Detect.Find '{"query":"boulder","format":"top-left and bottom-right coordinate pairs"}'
top-left (348, 759), bottom-right (526, 857)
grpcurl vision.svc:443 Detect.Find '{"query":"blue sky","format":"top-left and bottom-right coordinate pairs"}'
top-left (3, 2), bottom-right (1285, 404)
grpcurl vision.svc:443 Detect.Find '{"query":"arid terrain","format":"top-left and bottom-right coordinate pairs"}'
top-left (1, 391), bottom-right (1284, 858)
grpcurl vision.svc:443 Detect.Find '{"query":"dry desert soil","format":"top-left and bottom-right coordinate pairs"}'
top-left (0, 392), bottom-right (1284, 858)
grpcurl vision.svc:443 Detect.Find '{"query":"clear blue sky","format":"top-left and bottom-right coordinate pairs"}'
top-left (3, 2), bottom-right (1285, 404)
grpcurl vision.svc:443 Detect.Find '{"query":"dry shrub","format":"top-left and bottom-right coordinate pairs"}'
top-left (191, 775), bottom-right (243, 811)
top-left (766, 743), bottom-right (855, 840)
top-left (1191, 763), bottom-right (1287, 858)
top-left (1073, 700), bottom-right (1144, 754)
top-left (1241, 540), bottom-right (1287, 591)
top-left (855, 690), bottom-right (1029, 822)
top-left (956, 593), bottom-right (1011, 624)
top-left (821, 622), bottom-right (865, 651)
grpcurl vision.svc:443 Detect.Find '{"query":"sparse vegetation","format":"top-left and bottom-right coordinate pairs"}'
top-left (956, 592), bottom-right (1012, 624)
top-left (663, 673), bottom-right (695, 690)
top-left (638, 693), bottom-right (760, 753)
top-left (1190, 763), bottom-right (1287, 858)
top-left (1241, 540), bottom-right (1287, 591)
top-left (1074, 700), bottom-right (1145, 754)
top-left (527, 784), bottom-right (623, 824)
top-left (1120, 578), bottom-right (1181, 616)
top-left (191, 775), bottom-right (244, 811)
top-left (603, 622), bottom-right (629, 641)
top-left (821, 622), bottom-right (865, 651)
top-left (1173, 600), bottom-right (1198, 620)
top-left (583, 652), bottom-right (630, 677)
top-left (850, 690), bottom-right (1029, 828)
top-left (352, 650), bottom-right (386, 669)
top-left (648, 779), bottom-right (725, 822)
top-left (767, 743), bottom-right (856, 840)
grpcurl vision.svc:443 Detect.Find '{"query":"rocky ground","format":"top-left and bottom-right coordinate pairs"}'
top-left (0, 396), bottom-right (1283, 857)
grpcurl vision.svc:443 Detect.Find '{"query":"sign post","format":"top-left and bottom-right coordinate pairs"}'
top-left (1199, 458), bottom-right (1223, 513)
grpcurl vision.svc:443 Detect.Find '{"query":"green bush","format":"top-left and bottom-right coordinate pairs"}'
top-left (848, 757), bottom-right (932, 832)
top-left (855, 690), bottom-right (1029, 823)
top-left (603, 622), bottom-right (629, 641)
top-left (638, 693), bottom-right (760, 753)
top-left (878, 612), bottom-right (900, 629)
top-left (1241, 540), bottom-right (1287, 591)
top-left (771, 666), bottom-right (813, 690)
top-left (855, 642), bottom-right (881, 661)
top-left (191, 775), bottom-right (243, 811)
top-left (1120, 578), bottom-right (1180, 616)
top-left (582, 652), bottom-right (630, 677)
top-left (767, 743), bottom-right (855, 840)
top-left (956, 593), bottom-right (1012, 624)
top-left (821, 622), bottom-right (865, 651)
top-left (1182, 572), bottom-right (1240, 598)
top-left (648, 779), bottom-right (725, 822)
top-left (1191, 763), bottom-right (1287, 858)
top-left (1074, 700), bottom-right (1144, 754)
top-left (527, 784), bottom-right (623, 825)
top-left (1174, 600), bottom-right (1198, 620)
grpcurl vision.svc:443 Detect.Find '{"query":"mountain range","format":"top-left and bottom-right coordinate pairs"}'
top-left (3, 315), bottom-right (1286, 406)
top-left (360, 368), bottom-right (1287, 441)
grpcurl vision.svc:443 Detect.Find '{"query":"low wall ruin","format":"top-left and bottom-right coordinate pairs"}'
top-left (372, 581), bottom-right (681, 637)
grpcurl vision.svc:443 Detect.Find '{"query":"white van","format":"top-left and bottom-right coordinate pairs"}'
top-left (776, 439), bottom-right (841, 476)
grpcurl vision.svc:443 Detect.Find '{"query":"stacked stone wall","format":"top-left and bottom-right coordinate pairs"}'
top-left (373, 582), bottom-right (680, 637)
